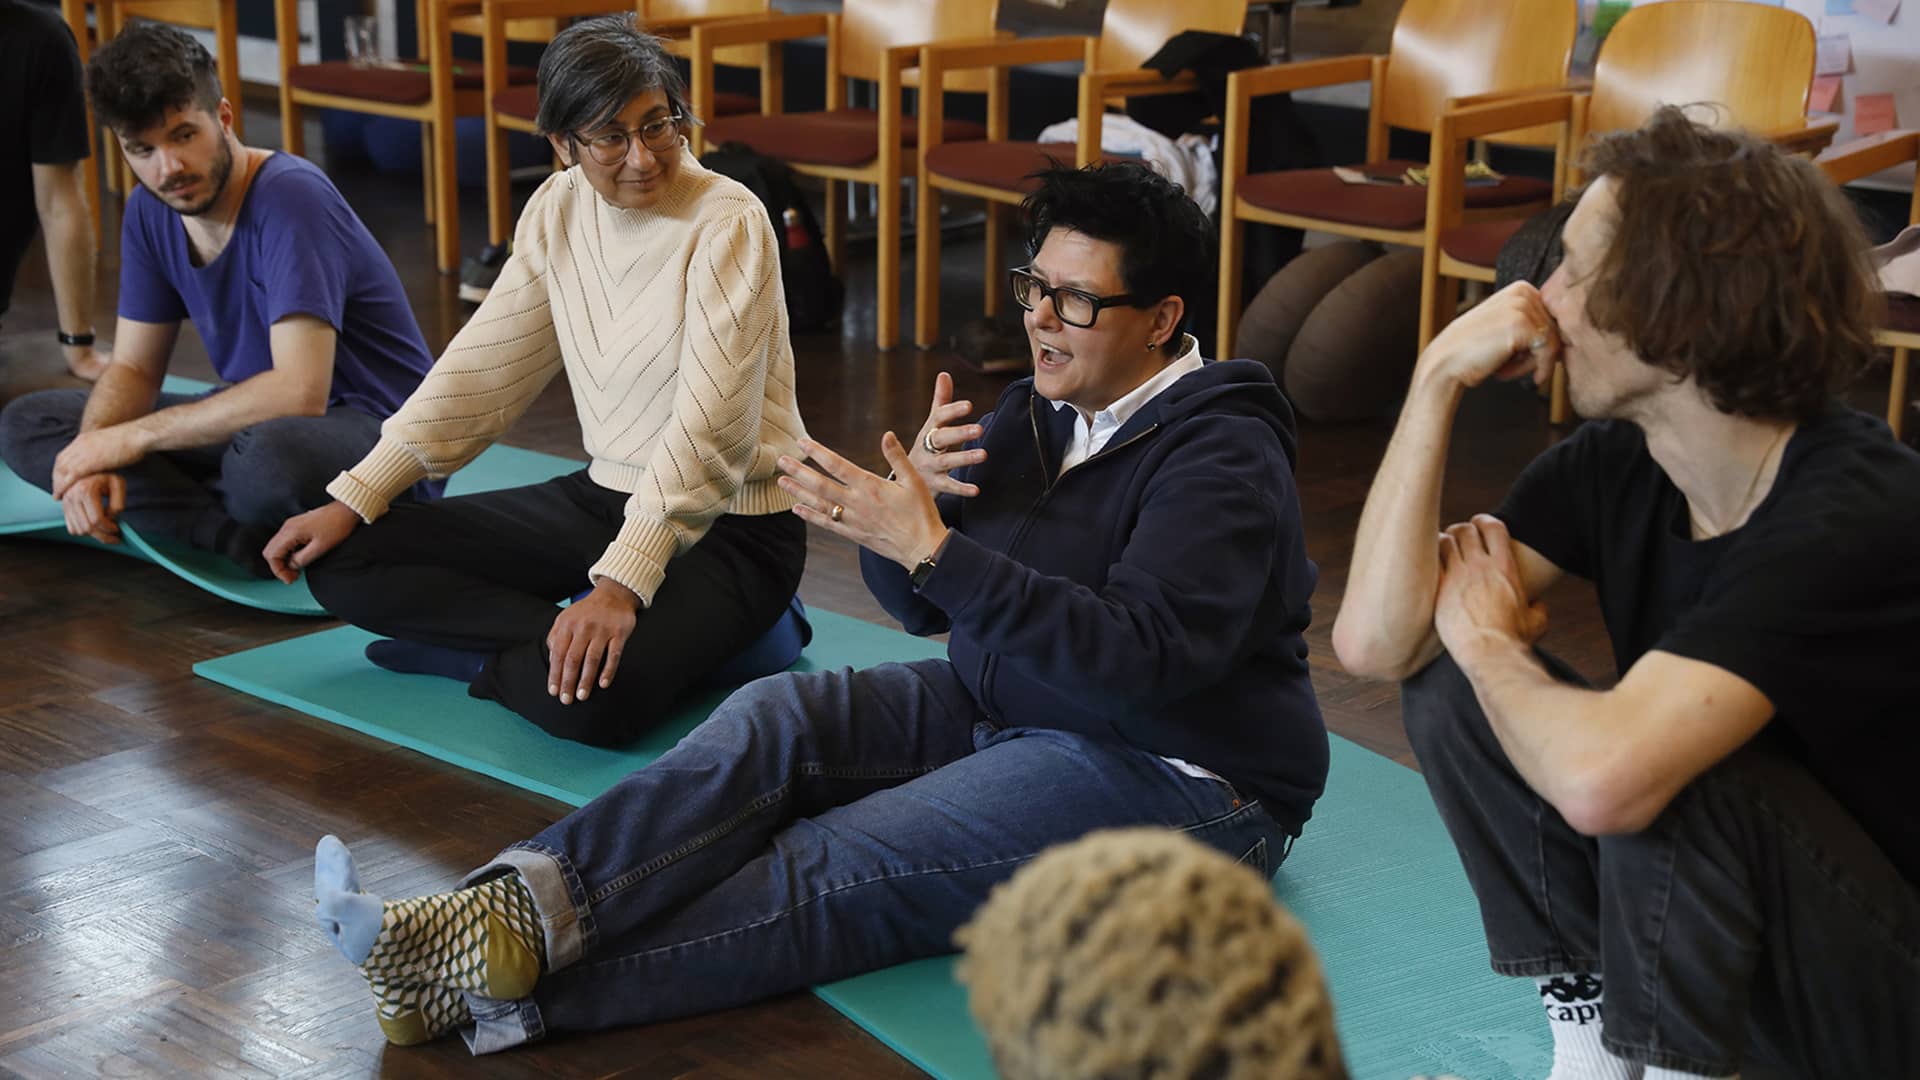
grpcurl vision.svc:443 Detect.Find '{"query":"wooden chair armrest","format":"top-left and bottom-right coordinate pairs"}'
top-left (1227, 54), bottom-right (1378, 101)
top-left (1446, 81), bottom-right (1582, 111)
top-left (690, 11), bottom-right (830, 52)
top-left (1761, 118), bottom-right (1839, 158)
top-left (1078, 67), bottom-right (1202, 102)
top-left (921, 34), bottom-right (1089, 75)
top-left (1434, 91), bottom-right (1578, 144)
top-left (480, 0), bottom-right (627, 23)
top-left (1817, 129), bottom-right (1920, 184)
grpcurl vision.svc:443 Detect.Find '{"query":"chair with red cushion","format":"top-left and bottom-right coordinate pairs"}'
top-left (1215, 0), bottom-right (1581, 362)
top-left (1819, 129), bottom-right (1920, 441)
top-left (687, 0), bottom-right (1006, 349)
top-left (1421, 0), bottom-right (1836, 423)
top-left (276, 0), bottom-right (542, 274)
top-left (481, 0), bottom-right (777, 251)
top-left (911, 0), bottom-right (1252, 351)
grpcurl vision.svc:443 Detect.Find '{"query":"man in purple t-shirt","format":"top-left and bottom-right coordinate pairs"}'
top-left (0, 22), bottom-right (437, 574)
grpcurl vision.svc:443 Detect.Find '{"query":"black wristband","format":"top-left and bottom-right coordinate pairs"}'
top-left (57, 330), bottom-right (95, 347)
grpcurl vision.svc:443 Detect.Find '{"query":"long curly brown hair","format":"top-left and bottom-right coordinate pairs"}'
top-left (1579, 105), bottom-right (1882, 422)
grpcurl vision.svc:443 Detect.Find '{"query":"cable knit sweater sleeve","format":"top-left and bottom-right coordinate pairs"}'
top-left (587, 205), bottom-right (790, 602)
top-left (325, 175), bottom-right (567, 521)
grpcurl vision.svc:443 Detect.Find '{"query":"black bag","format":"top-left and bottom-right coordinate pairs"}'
top-left (699, 141), bottom-right (844, 332)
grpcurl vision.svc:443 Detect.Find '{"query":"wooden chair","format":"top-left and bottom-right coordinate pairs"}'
top-left (912, 0), bottom-right (1251, 350)
top-left (95, 0), bottom-right (243, 201)
top-left (1819, 129), bottom-right (1920, 441)
top-left (482, 0), bottom-right (778, 253)
top-left (687, 0), bottom-right (1006, 349)
top-left (1420, 0), bottom-right (1833, 422)
top-left (58, 0), bottom-right (103, 248)
top-left (277, 0), bottom-right (543, 274)
top-left (1215, 0), bottom-right (1580, 361)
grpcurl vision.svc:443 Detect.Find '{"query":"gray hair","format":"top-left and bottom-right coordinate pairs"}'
top-left (534, 14), bottom-right (696, 146)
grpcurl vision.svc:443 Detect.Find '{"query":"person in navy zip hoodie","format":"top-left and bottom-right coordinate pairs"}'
top-left (308, 161), bottom-right (1327, 1054)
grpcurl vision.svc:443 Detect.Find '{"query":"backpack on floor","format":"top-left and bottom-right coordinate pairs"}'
top-left (699, 141), bottom-right (844, 333)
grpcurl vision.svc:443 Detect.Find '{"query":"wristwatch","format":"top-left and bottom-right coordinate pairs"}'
top-left (57, 330), bottom-right (95, 347)
top-left (909, 552), bottom-right (939, 590)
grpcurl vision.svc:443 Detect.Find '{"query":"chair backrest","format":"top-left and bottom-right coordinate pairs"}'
top-left (647, 0), bottom-right (769, 69)
top-left (1092, 0), bottom-right (1249, 74)
top-left (1379, 0), bottom-right (1578, 140)
top-left (1587, 0), bottom-right (1815, 137)
top-left (115, 0), bottom-right (220, 32)
top-left (840, 0), bottom-right (1000, 93)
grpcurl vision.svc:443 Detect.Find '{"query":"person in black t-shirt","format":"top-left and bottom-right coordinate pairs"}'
top-left (1334, 106), bottom-right (1919, 1079)
top-left (0, 0), bottom-right (106, 379)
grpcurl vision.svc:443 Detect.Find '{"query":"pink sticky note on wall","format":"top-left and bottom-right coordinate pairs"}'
top-left (1810, 76), bottom-right (1842, 114)
top-left (1855, 93), bottom-right (1898, 136)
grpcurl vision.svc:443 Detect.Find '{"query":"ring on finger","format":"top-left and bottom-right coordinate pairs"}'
top-left (830, 503), bottom-right (844, 523)
top-left (923, 429), bottom-right (940, 455)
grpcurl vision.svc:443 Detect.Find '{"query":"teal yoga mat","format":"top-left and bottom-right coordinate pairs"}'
top-left (0, 376), bottom-right (586, 615)
top-left (195, 620), bottom-right (1549, 1078)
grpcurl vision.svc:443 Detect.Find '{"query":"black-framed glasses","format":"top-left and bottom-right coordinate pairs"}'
top-left (1009, 267), bottom-right (1142, 329)
top-left (577, 114), bottom-right (684, 166)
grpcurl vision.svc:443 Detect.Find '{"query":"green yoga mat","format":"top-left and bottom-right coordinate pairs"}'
top-left (195, 621), bottom-right (1549, 1079)
top-left (0, 376), bottom-right (586, 615)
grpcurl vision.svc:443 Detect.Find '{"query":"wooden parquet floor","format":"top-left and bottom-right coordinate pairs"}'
top-left (0, 125), bottom-right (1899, 1077)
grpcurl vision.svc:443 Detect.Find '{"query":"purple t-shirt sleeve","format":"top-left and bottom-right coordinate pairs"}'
top-left (117, 193), bottom-right (188, 324)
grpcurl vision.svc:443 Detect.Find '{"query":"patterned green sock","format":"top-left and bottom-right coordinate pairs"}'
top-left (358, 875), bottom-right (547, 1003)
top-left (366, 976), bottom-right (473, 1046)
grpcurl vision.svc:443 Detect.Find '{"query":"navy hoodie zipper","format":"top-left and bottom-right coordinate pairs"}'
top-left (975, 392), bottom-right (1161, 719)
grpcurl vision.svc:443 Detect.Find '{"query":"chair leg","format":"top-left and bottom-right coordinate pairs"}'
top-left (1216, 214), bottom-right (1243, 359)
top-left (421, 125), bottom-right (436, 226)
top-left (877, 175), bottom-right (902, 349)
top-left (1419, 274), bottom-right (1460, 354)
top-left (824, 179), bottom-right (844, 273)
top-left (1890, 346), bottom-right (1910, 442)
top-left (432, 119), bottom-right (460, 273)
top-left (982, 200), bottom-right (1003, 320)
top-left (1549, 360), bottom-right (1570, 424)
top-left (913, 181), bottom-right (941, 349)
top-left (485, 122), bottom-right (511, 249)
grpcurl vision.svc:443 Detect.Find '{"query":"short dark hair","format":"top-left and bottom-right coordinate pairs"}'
top-left (86, 21), bottom-right (222, 136)
top-left (1021, 161), bottom-right (1215, 330)
top-left (1579, 105), bottom-right (1882, 422)
top-left (535, 14), bottom-right (695, 148)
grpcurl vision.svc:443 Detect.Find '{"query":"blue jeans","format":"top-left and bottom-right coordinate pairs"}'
top-left (459, 658), bottom-right (1290, 1052)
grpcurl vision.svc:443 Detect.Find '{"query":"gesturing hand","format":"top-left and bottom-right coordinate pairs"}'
top-left (61, 473), bottom-right (125, 544)
top-left (1433, 514), bottom-right (1549, 666)
top-left (777, 435), bottom-right (949, 571)
top-left (1419, 281), bottom-right (1561, 392)
top-left (263, 500), bottom-right (362, 584)
top-left (908, 371), bottom-right (987, 498)
top-left (547, 579), bottom-right (639, 705)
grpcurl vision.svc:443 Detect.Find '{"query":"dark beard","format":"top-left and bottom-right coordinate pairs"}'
top-left (167, 137), bottom-right (235, 217)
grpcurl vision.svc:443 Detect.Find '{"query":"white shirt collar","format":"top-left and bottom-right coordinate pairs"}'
top-left (1052, 334), bottom-right (1203, 471)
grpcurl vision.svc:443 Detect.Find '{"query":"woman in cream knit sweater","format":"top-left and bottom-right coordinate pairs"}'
top-left (263, 15), bottom-right (807, 746)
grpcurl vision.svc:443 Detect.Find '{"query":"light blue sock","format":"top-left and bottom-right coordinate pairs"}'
top-left (314, 834), bottom-right (385, 964)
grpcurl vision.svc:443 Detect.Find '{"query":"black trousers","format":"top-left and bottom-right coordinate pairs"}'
top-left (0, 388), bottom-right (390, 568)
top-left (306, 469), bottom-right (807, 747)
top-left (1402, 652), bottom-right (1920, 1076)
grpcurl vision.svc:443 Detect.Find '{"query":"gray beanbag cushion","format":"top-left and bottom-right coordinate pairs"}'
top-left (1284, 248), bottom-right (1423, 422)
